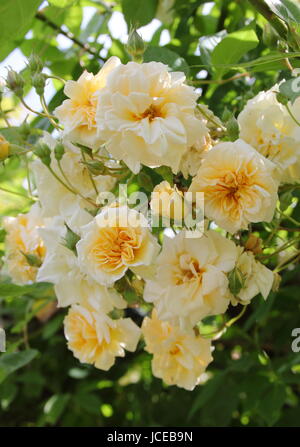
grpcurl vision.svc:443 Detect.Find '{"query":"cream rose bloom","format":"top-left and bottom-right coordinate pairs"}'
top-left (37, 217), bottom-right (126, 310)
top-left (95, 61), bottom-right (201, 174)
top-left (77, 205), bottom-right (160, 286)
top-left (150, 180), bottom-right (187, 224)
top-left (231, 247), bottom-right (274, 305)
top-left (54, 57), bottom-right (120, 148)
top-left (189, 139), bottom-right (279, 234)
top-left (179, 106), bottom-right (212, 179)
top-left (3, 203), bottom-right (45, 284)
top-left (238, 85), bottom-right (300, 182)
top-left (33, 133), bottom-right (115, 230)
top-left (179, 135), bottom-right (211, 179)
top-left (144, 230), bottom-right (237, 326)
top-left (64, 301), bottom-right (140, 371)
top-left (142, 311), bottom-right (213, 391)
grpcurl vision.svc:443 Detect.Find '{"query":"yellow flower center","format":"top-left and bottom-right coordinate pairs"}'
top-left (174, 254), bottom-right (204, 285)
top-left (169, 344), bottom-right (180, 355)
top-left (76, 98), bottom-right (96, 129)
top-left (133, 104), bottom-right (165, 122)
top-left (91, 226), bottom-right (142, 272)
top-left (217, 171), bottom-right (253, 203)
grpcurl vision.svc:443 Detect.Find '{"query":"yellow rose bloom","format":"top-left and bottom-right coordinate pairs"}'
top-left (3, 204), bottom-right (45, 284)
top-left (144, 230), bottom-right (237, 325)
top-left (95, 61), bottom-right (201, 174)
top-left (64, 302), bottom-right (141, 371)
top-left (189, 139), bottom-right (279, 234)
top-left (77, 205), bottom-right (160, 285)
top-left (0, 134), bottom-right (9, 160)
top-left (54, 57), bottom-right (120, 148)
top-left (142, 311), bottom-right (213, 391)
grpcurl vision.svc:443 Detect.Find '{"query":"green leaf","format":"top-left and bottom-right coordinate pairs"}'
top-left (0, 127), bottom-right (23, 145)
top-left (0, 282), bottom-right (52, 298)
top-left (48, 0), bottom-right (76, 7)
top-left (0, 0), bottom-right (42, 61)
top-left (80, 11), bottom-right (109, 43)
top-left (265, 0), bottom-right (300, 24)
top-left (200, 378), bottom-right (239, 426)
top-left (65, 5), bottom-right (83, 35)
top-left (144, 46), bottom-right (190, 75)
top-left (0, 349), bottom-right (38, 383)
top-left (198, 30), bottom-right (226, 70)
top-left (154, 166), bottom-right (174, 185)
top-left (122, 0), bottom-right (158, 27)
top-left (62, 224), bottom-right (80, 254)
top-left (44, 393), bottom-right (70, 425)
top-left (211, 24), bottom-right (259, 79)
top-left (75, 392), bottom-right (102, 415)
top-left (279, 77), bottom-right (300, 104)
top-left (42, 313), bottom-right (65, 340)
top-left (137, 171), bottom-right (153, 192)
top-left (188, 372), bottom-right (226, 419)
top-left (258, 383), bottom-right (287, 426)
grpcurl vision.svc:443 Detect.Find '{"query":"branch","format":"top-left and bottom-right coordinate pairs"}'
top-left (35, 12), bottom-right (106, 63)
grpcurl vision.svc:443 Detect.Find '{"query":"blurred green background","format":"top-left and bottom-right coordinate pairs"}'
top-left (1, 0), bottom-right (300, 427)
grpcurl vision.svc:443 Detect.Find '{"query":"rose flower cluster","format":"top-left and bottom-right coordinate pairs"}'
top-left (2, 54), bottom-right (300, 391)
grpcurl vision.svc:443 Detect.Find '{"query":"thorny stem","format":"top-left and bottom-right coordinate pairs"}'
top-left (201, 305), bottom-right (248, 339)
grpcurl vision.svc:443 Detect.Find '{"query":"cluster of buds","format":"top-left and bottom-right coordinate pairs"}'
top-left (27, 53), bottom-right (43, 75)
top-left (6, 69), bottom-right (25, 98)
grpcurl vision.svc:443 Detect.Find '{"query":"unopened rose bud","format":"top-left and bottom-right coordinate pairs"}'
top-left (228, 267), bottom-right (246, 296)
top-left (54, 142), bottom-right (65, 161)
top-left (0, 135), bottom-right (10, 161)
top-left (126, 28), bottom-right (146, 62)
top-left (245, 233), bottom-right (263, 254)
top-left (83, 160), bottom-right (106, 175)
top-left (34, 142), bottom-right (51, 166)
top-left (32, 73), bottom-right (46, 96)
top-left (27, 53), bottom-right (43, 74)
top-left (6, 69), bottom-right (25, 98)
